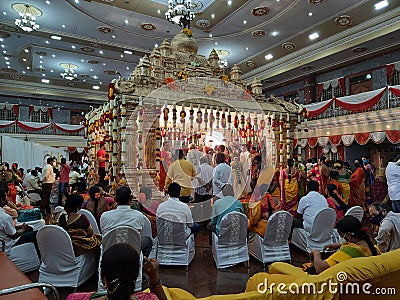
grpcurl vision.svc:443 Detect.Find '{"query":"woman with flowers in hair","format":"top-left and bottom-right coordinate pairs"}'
top-left (334, 160), bottom-right (351, 204)
top-left (280, 159), bottom-right (300, 214)
top-left (310, 215), bottom-right (379, 274)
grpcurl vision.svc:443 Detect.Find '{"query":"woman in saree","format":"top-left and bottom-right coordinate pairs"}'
top-left (310, 215), bottom-right (378, 274)
top-left (326, 184), bottom-right (348, 221)
top-left (334, 160), bottom-right (351, 205)
top-left (280, 159), bottom-right (300, 214)
top-left (51, 194), bottom-right (101, 256)
top-left (350, 159), bottom-right (367, 208)
top-left (307, 156), bottom-right (330, 196)
top-left (248, 184), bottom-right (281, 237)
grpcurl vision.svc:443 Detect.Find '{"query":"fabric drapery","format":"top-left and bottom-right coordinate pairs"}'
top-left (386, 130), bottom-right (400, 144)
top-left (54, 123), bottom-right (84, 133)
top-left (317, 137), bottom-right (329, 147)
top-left (329, 135), bottom-right (342, 146)
top-left (317, 77), bottom-right (345, 99)
top-left (334, 88), bottom-right (385, 112)
top-left (354, 132), bottom-right (371, 145)
top-left (341, 135), bottom-right (355, 146)
top-left (17, 121), bottom-right (51, 131)
top-left (307, 137), bottom-right (318, 148)
top-left (370, 132), bottom-right (386, 144)
top-left (389, 85), bottom-right (400, 97)
top-left (0, 120), bottom-right (15, 128)
top-left (306, 99), bottom-right (334, 118)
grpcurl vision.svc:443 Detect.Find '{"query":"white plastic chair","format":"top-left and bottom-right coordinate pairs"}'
top-left (212, 212), bottom-right (249, 269)
top-left (37, 225), bottom-right (96, 288)
top-left (248, 210), bottom-right (293, 269)
top-left (0, 237), bottom-right (40, 273)
top-left (78, 209), bottom-right (100, 234)
top-left (152, 214), bottom-right (195, 270)
top-left (98, 226), bottom-right (143, 292)
top-left (345, 206), bottom-right (364, 222)
top-left (54, 206), bottom-right (64, 213)
top-left (291, 208), bottom-right (338, 252)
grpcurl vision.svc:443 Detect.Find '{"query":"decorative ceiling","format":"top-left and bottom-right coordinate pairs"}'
top-left (0, 0), bottom-right (399, 101)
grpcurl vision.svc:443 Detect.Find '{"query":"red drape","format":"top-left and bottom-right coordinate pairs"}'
top-left (329, 135), bottom-right (342, 146)
top-left (16, 121), bottom-right (51, 131)
top-left (48, 108), bottom-right (53, 119)
top-left (337, 145), bottom-right (345, 160)
top-left (386, 130), bottom-right (400, 144)
top-left (67, 147), bottom-right (77, 153)
top-left (28, 106), bottom-right (34, 116)
top-left (0, 121), bottom-right (15, 128)
top-left (354, 132), bottom-right (371, 145)
top-left (13, 105), bottom-right (19, 117)
top-left (389, 86), bottom-right (400, 97)
top-left (338, 77), bottom-right (345, 95)
top-left (335, 89), bottom-right (385, 112)
top-left (308, 137), bottom-right (318, 148)
top-left (54, 123), bottom-right (84, 133)
top-left (387, 64), bottom-right (395, 83)
top-left (317, 83), bottom-right (323, 99)
top-left (308, 99), bottom-right (334, 118)
top-left (293, 138), bottom-right (298, 148)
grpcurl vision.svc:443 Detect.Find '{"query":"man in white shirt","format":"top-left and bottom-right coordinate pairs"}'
top-left (26, 169), bottom-right (41, 205)
top-left (293, 180), bottom-right (328, 232)
top-left (156, 182), bottom-right (200, 239)
top-left (100, 186), bottom-right (153, 256)
top-left (385, 159), bottom-right (400, 213)
top-left (40, 157), bottom-right (56, 216)
top-left (194, 156), bottom-right (214, 202)
top-left (213, 152), bottom-right (233, 200)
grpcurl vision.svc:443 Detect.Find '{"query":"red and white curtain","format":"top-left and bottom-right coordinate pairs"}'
top-left (0, 103), bottom-right (19, 118)
top-left (300, 130), bottom-right (400, 148)
top-left (29, 105), bottom-right (53, 119)
top-left (386, 61), bottom-right (400, 82)
top-left (317, 77), bottom-right (345, 99)
top-left (306, 86), bottom-right (400, 117)
top-left (0, 121), bottom-right (84, 133)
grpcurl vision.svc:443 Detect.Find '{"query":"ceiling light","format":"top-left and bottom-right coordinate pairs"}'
top-left (60, 68), bottom-right (78, 80)
top-left (13, 3), bottom-right (41, 32)
top-left (2, 51), bottom-right (6, 54)
top-left (227, 0), bottom-right (232, 5)
top-left (157, 9), bottom-right (161, 14)
top-left (120, 54), bottom-right (124, 58)
top-left (23, 58), bottom-right (27, 62)
top-left (50, 35), bottom-right (62, 40)
top-left (39, 60), bottom-right (43, 63)
top-left (39, 65), bottom-right (43, 68)
top-left (243, 20), bottom-right (247, 24)
top-left (0, 45), bottom-right (4, 48)
top-left (39, 56), bottom-right (43, 59)
top-left (45, 40), bottom-right (49, 44)
top-left (62, 24), bottom-right (66, 28)
top-left (155, 43), bottom-right (159, 48)
top-left (27, 66), bottom-right (30, 69)
top-left (4, 57), bottom-right (8, 60)
top-left (92, 85), bottom-right (100, 90)
top-left (22, 70), bottom-right (25, 74)
top-left (112, 35), bottom-right (116, 39)
top-left (42, 79), bottom-right (49, 83)
top-left (46, 0), bottom-right (51, 4)
top-left (309, 32), bottom-right (319, 40)
top-left (99, 50), bottom-right (104, 54)
top-left (102, 63), bottom-right (106, 66)
top-left (42, 73), bottom-right (46, 77)
top-left (0, 38), bottom-right (3, 42)
top-left (74, 0), bottom-right (79, 3)
top-left (375, 0), bottom-right (389, 10)
top-left (93, 75), bottom-right (98, 79)
top-left (126, 67), bottom-right (129, 70)
top-left (308, 12), bottom-right (313, 16)
top-left (5, 61), bottom-right (10, 65)
top-left (271, 31), bottom-right (279, 36)
top-left (24, 49), bottom-right (29, 53)
top-left (165, 0), bottom-right (195, 27)
top-left (124, 19), bottom-right (129, 24)
top-left (90, 68), bottom-right (93, 72)
top-left (245, 47), bottom-right (249, 50)
top-left (71, 45), bottom-right (76, 49)
top-left (83, 79), bottom-right (86, 82)
top-left (211, 14), bottom-right (215, 19)
top-left (214, 42), bottom-right (218, 45)
top-left (80, 59), bottom-right (84, 62)
top-left (209, 33), bottom-right (213, 37)
top-left (124, 50), bottom-right (133, 54)
top-left (50, 69), bottom-right (54, 72)
top-left (2, 12), bottom-right (6, 15)
top-left (51, 54), bottom-right (55, 57)
top-left (99, 81), bottom-right (102, 85)
top-left (265, 53), bottom-right (273, 60)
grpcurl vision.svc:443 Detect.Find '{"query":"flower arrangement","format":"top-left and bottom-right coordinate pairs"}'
top-left (234, 115), bottom-right (239, 129)
top-left (244, 89), bottom-right (251, 100)
top-left (177, 69), bottom-right (188, 80)
top-left (196, 110), bottom-right (202, 124)
top-left (180, 110), bottom-right (186, 123)
top-left (164, 77), bottom-right (177, 90)
top-left (182, 28), bottom-right (192, 37)
top-left (163, 107), bottom-right (169, 122)
top-left (221, 75), bottom-right (230, 83)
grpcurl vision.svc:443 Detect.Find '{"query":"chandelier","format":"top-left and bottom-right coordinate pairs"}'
top-left (218, 59), bottom-right (228, 68)
top-left (165, 0), bottom-right (195, 27)
top-left (13, 4), bottom-right (42, 32)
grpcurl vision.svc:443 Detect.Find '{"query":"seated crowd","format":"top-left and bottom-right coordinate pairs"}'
top-left (0, 150), bottom-right (400, 299)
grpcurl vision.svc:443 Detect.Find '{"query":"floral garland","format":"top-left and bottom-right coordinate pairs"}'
top-left (164, 77), bottom-right (177, 90)
top-left (216, 110), bottom-right (220, 129)
top-left (221, 111), bottom-right (226, 128)
top-left (180, 110), bottom-right (186, 123)
top-left (177, 69), bottom-right (188, 80)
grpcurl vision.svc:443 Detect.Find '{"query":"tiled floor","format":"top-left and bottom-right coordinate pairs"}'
top-left (27, 229), bottom-right (309, 300)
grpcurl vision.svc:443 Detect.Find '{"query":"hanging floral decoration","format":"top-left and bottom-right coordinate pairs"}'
top-left (180, 110), bottom-right (186, 123)
top-left (209, 111), bottom-right (215, 123)
top-left (246, 116), bottom-right (252, 130)
top-left (234, 115), bottom-right (239, 129)
top-left (221, 75), bottom-right (230, 83)
top-left (216, 111), bottom-right (220, 129)
top-left (107, 82), bottom-right (115, 101)
top-left (260, 119), bottom-right (265, 130)
top-left (221, 112), bottom-right (226, 128)
top-left (204, 110), bottom-right (208, 123)
top-left (196, 110), bottom-right (202, 124)
top-left (301, 108), bottom-right (309, 118)
top-left (163, 107), bottom-right (169, 123)
top-left (172, 107), bottom-right (177, 120)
